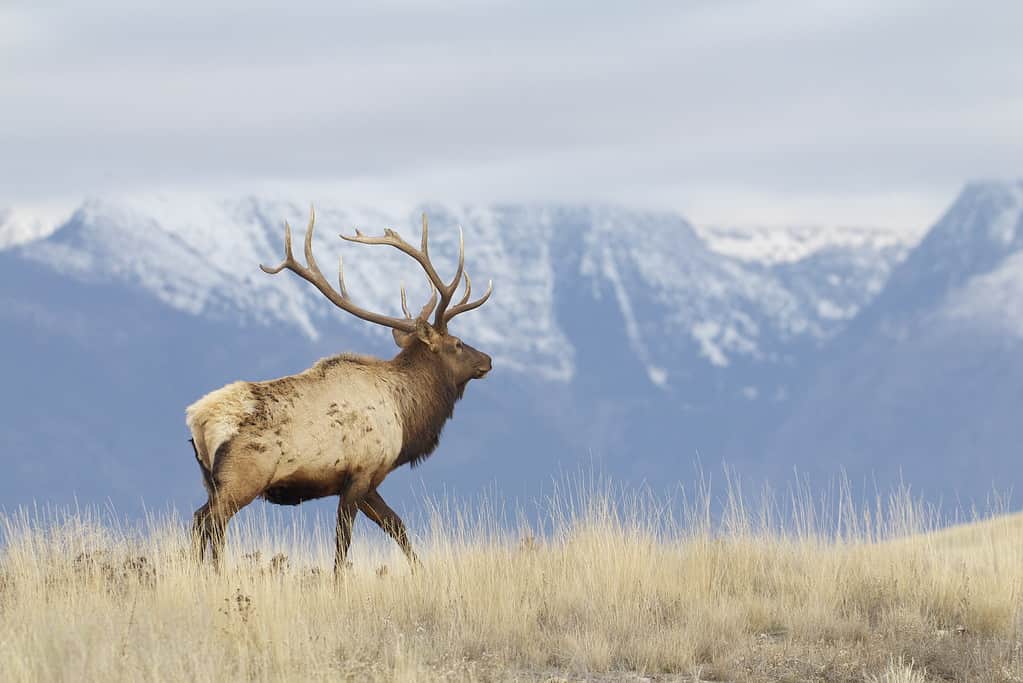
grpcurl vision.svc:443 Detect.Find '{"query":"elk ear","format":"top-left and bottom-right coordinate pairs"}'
top-left (392, 328), bottom-right (415, 349)
top-left (414, 319), bottom-right (441, 352)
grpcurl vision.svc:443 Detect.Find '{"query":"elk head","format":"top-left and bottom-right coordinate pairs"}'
top-left (400, 318), bottom-right (492, 389)
top-left (259, 209), bottom-right (493, 386)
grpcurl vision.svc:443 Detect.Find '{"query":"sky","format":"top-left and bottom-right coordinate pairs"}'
top-left (2, 1), bottom-right (1021, 230)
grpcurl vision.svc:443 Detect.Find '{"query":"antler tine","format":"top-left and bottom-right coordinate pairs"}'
top-left (430, 225), bottom-right (466, 330)
top-left (454, 272), bottom-right (472, 308)
top-left (259, 220), bottom-right (295, 274)
top-left (420, 213), bottom-right (429, 258)
top-left (302, 205), bottom-right (322, 277)
top-left (418, 288), bottom-right (439, 320)
top-left (337, 254), bottom-right (349, 299)
top-left (400, 282), bottom-right (411, 319)
top-left (448, 226), bottom-right (465, 290)
top-left (444, 278), bottom-right (493, 323)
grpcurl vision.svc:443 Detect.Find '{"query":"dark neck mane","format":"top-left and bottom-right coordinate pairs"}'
top-left (389, 344), bottom-right (463, 468)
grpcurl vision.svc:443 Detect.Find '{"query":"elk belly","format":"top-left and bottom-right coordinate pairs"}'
top-left (264, 389), bottom-right (403, 504)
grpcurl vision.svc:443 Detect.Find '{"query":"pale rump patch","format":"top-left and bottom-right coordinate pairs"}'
top-left (185, 381), bottom-right (256, 470)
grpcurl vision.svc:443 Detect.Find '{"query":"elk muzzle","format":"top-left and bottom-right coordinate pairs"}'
top-left (475, 355), bottom-right (493, 379)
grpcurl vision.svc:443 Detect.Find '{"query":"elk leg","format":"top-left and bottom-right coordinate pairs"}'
top-left (192, 501), bottom-right (211, 562)
top-left (205, 486), bottom-right (261, 570)
top-left (197, 447), bottom-right (273, 569)
top-left (335, 496), bottom-right (359, 577)
top-left (205, 496), bottom-right (241, 570)
top-left (358, 489), bottom-right (420, 567)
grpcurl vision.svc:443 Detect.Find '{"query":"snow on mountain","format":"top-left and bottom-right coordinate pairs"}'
top-left (761, 179), bottom-right (1023, 498)
top-left (12, 194), bottom-right (907, 385)
top-left (19, 195), bottom-right (575, 379)
top-left (695, 223), bottom-right (919, 266)
top-left (577, 210), bottom-right (814, 371)
top-left (926, 181), bottom-right (1023, 252)
top-left (858, 180), bottom-right (1023, 336)
top-left (930, 181), bottom-right (1023, 336)
top-left (8, 181), bottom-right (1023, 508)
top-left (0, 202), bottom-right (74, 249)
top-left (943, 251), bottom-right (1023, 338)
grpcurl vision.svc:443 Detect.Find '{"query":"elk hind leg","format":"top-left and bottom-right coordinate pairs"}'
top-left (203, 475), bottom-right (265, 569)
top-left (190, 437), bottom-right (218, 563)
top-left (201, 443), bottom-right (275, 569)
top-left (192, 501), bottom-right (212, 562)
top-left (205, 489), bottom-right (262, 570)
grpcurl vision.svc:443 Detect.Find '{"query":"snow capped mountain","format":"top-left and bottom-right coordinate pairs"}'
top-left (927, 181), bottom-right (1023, 251)
top-left (10, 195), bottom-right (906, 384)
top-left (3, 181), bottom-right (1023, 510)
top-left (762, 179), bottom-right (1023, 496)
top-left (18, 196), bottom-right (574, 379)
top-left (695, 223), bottom-right (919, 266)
top-left (823, 180), bottom-right (1023, 345)
top-left (935, 183), bottom-right (1023, 337)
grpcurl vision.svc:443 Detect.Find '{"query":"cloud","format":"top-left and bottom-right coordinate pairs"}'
top-left (2, 0), bottom-right (1021, 228)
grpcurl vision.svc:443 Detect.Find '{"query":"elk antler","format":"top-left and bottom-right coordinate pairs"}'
top-left (260, 206), bottom-right (434, 334)
top-left (341, 213), bottom-right (492, 333)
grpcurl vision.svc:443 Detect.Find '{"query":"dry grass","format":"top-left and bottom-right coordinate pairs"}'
top-left (1, 480), bottom-right (1022, 682)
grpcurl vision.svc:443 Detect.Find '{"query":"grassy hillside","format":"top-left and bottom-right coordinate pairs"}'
top-left (1, 484), bottom-right (1021, 682)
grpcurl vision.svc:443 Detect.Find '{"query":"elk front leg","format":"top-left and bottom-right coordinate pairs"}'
top-left (359, 489), bottom-right (420, 567)
top-left (335, 496), bottom-right (359, 577)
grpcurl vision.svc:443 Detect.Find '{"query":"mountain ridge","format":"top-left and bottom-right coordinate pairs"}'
top-left (2, 181), bottom-right (1022, 511)
top-left (761, 179), bottom-right (1023, 495)
top-left (9, 195), bottom-right (909, 385)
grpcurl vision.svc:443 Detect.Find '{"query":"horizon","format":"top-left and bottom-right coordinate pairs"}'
top-left (8, 180), bottom-right (1004, 249)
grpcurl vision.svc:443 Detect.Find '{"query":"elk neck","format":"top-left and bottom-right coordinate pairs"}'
top-left (388, 342), bottom-right (463, 468)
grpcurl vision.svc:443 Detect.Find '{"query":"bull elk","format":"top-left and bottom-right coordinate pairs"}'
top-left (186, 209), bottom-right (492, 574)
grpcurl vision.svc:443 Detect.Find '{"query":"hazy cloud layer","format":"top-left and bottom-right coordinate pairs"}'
top-left (3, 1), bottom-right (1021, 228)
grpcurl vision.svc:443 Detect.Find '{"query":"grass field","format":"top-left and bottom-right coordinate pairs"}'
top-left (1, 480), bottom-right (1021, 682)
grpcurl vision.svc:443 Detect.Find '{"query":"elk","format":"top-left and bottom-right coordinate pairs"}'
top-left (186, 208), bottom-right (492, 574)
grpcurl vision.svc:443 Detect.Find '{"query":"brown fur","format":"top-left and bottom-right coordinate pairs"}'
top-left (390, 343), bottom-right (463, 468)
